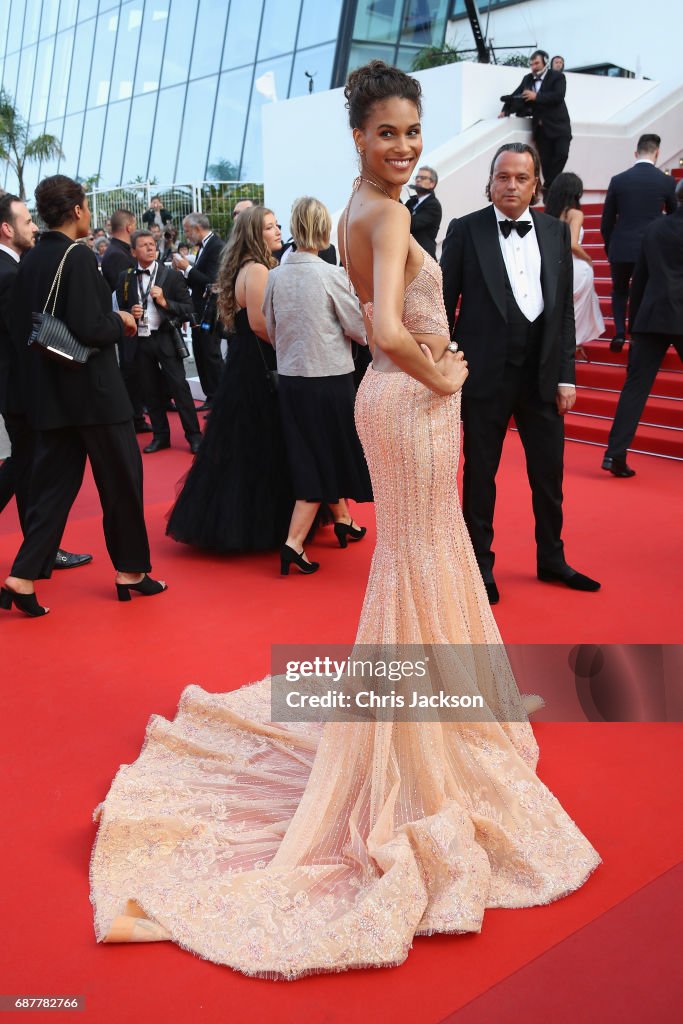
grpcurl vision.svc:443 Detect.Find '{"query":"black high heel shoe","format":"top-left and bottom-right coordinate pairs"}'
top-left (280, 545), bottom-right (319, 576)
top-left (333, 521), bottom-right (367, 549)
top-left (0, 585), bottom-right (49, 617)
top-left (116, 575), bottom-right (168, 601)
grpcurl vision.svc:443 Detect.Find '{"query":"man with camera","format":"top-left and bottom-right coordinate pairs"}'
top-left (116, 230), bottom-right (202, 454)
top-left (500, 49), bottom-right (572, 195)
top-left (173, 214), bottom-right (224, 411)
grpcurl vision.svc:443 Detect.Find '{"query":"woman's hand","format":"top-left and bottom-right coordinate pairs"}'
top-left (421, 344), bottom-right (468, 395)
top-left (118, 311), bottom-right (138, 336)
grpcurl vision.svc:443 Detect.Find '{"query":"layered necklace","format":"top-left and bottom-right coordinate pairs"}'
top-left (354, 175), bottom-right (398, 201)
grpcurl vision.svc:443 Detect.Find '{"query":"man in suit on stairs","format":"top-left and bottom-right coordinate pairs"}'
top-left (602, 179), bottom-right (683, 477)
top-left (441, 143), bottom-right (599, 604)
top-left (500, 50), bottom-right (572, 195)
top-left (600, 134), bottom-right (676, 352)
top-left (405, 166), bottom-right (442, 259)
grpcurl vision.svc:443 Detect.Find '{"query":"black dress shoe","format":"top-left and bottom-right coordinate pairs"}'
top-left (602, 455), bottom-right (636, 478)
top-left (143, 438), bottom-right (171, 453)
top-left (537, 567), bottom-right (601, 592)
top-left (609, 335), bottom-right (625, 352)
top-left (196, 401), bottom-right (212, 412)
top-left (188, 435), bottom-right (202, 454)
top-left (54, 549), bottom-right (93, 570)
top-left (134, 418), bottom-right (153, 434)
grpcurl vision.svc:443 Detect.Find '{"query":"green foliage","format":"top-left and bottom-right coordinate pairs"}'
top-left (411, 43), bottom-right (464, 71)
top-left (501, 53), bottom-right (531, 68)
top-left (0, 88), bottom-right (63, 200)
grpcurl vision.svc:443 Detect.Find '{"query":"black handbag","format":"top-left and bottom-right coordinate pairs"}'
top-left (154, 262), bottom-right (190, 359)
top-left (29, 243), bottom-right (93, 364)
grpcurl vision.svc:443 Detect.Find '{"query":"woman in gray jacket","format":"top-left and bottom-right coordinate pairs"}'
top-left (264, 197), bottom-right (372, 575)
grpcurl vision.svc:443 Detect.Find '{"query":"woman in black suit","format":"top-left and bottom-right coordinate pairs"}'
top-left (1, 175), bottom-right (166, 616)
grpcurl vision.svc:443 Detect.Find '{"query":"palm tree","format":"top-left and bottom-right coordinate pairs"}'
top-left (0, 89), bottom-right (63, 200)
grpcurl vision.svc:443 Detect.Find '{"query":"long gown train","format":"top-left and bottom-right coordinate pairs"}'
top-left (90, 363), bottom-right (600, 979)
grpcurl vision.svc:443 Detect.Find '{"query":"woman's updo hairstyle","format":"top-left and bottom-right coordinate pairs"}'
top-left (35, 175), bottom-right (86, 229)
top-left (345, 60), bottom-right (423, 129)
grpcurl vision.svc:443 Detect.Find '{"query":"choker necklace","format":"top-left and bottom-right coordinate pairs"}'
top-left (358, 176), bottom-right (397, 201)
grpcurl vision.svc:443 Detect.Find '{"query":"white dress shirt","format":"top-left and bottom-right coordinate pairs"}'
top-left (494, 205), bottom-right (544, 322)
top-left (533, 69), bottom-right (548, 92)
top-left (136, 261), bottom-right (162, 330)
top-left (0, 244), bottom-right (20, 263)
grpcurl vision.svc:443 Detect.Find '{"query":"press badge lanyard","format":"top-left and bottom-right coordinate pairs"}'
top-left (136, 262), bottom-right (156, 336)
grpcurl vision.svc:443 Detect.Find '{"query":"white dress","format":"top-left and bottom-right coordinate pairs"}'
top-left (573, 227), bottom-right (605, 347)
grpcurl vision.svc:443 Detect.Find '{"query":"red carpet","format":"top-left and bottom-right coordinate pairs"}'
top-left (1, 422), bottom-right (681, 1022)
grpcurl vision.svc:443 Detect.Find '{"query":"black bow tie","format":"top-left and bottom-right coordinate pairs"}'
top-left (534, 75), bottom-right (543, 82)
top-left (136, 268), bottom-right (150, 275)
top-left (499, 219), bottom-right (532, 239)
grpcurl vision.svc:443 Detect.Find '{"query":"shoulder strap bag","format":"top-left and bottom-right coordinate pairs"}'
top-left (28, 244), bottom-right (93, 364)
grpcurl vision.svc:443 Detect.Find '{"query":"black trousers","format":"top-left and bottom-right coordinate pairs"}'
top-left (606, 332), bottom-right (683, 459)
top-left (117, 337), bottom-right (146, 422)
top-left (0, 413), bottom-right (35, 529)
top-left (462, 362), bottom-right (566, 577)
top-left (11, 421), bottom-right (150, 580)
top-left (137, 329), bottom-right (201, 442)
top-left (535, 132), bottom-right (571, 192)
top-left (191, 325), bottom-right (224, 403)
top-left (609, 261), bottom-right (635, 338)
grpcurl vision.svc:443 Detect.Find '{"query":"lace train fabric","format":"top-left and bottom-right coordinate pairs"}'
top-left (91, 367), bottom-right (600, 981)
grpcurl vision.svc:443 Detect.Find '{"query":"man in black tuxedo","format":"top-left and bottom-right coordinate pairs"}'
top-left (500, 50), bottom-right (571, 195)
top-left (100, 208), bottom-right (152, 435)
top-left (0, 193), bottom-right (92, 569)
top-left (116, 231), bottom-right (201, 454)
top-left (602, 180), bottom-right (683, 477)
top-left (173, 213), bottom-right (224, 410)
top-left (600, 133), bottom-right (676, 351)
top-left (441, 143), bottom-right (599, 603)
top-left (405, 165), bottom-right (442, 259)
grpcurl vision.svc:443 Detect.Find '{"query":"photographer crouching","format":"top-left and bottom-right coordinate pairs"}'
top-left (115, 230), bottom-right (202, 454)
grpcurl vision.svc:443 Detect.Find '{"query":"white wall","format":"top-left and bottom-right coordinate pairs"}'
top-left (446, 0), bottom-right (671, 80)
top-left (262, 61), bottom-right (682, 242)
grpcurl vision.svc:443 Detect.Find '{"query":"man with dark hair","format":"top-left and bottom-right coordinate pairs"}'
top-left (441, 142), bottom-right (599, 603)
top-left (600, 133), bottom-right (677, 352)
top-left (116, 230), bottom-right (201, 454)
top-left (0, 193), bottom-right (92, 568)
top-left (405, 165), bottom-right (442, 259)
top-left (173, 213), bottom-right (224, 409)
top-left (142, 195), bottom-right (172, 230)
top-left (233, 198), bottom-right (256, 220)
top-left (500, 49), bottom-right (572, 195)
top-left (602, 179), bottom-right (683, 477)
top-left (101, 209), bottom-right (151, 434)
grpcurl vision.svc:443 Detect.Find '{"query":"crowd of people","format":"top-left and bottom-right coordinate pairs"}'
top-left (0, 49), bottom-right (680, 618)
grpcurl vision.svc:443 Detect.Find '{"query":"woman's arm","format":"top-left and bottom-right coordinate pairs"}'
top-left (567, 209), bottom-right (592, 264)
top-left (369, 203), bottom-right (466, 396)
top-left (244, 263), bottom-right (271, 342)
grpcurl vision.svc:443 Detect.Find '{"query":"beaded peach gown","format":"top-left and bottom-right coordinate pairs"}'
top-left (90, 251), bottom-right (600, 980)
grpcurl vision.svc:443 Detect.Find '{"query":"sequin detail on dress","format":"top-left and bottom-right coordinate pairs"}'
top-left (363, 250), bottom-right (451, 338)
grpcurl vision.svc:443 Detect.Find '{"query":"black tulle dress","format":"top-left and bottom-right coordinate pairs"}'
top-left (166, 309), bottom-right (293, 551)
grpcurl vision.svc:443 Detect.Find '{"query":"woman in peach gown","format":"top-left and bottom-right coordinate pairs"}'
top-left (90, 62), bottom-right (600, 980)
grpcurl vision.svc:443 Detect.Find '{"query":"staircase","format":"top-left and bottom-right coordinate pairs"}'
top-left (563, 200), bottom-right (683, 460)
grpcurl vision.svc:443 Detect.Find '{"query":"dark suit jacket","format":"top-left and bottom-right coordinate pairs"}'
top-left (276, 240), bottom-right (337, 265)
top-left (0, 249), bottom-right (20, 416)
top-left (629, 206), bottom-right (683, 335)
top-left (186, 233), bottom-right (223, 322)
top-left (142, 207), bottom-right (172, 228)
top-left (115, 262), bottom-right (194, 327)
top-left (11, 231), bottom-right (130, 431)
top-left (440, 205), bottom-right (575, 401)
top-left (405, 192), bottom-right (442, 259)
top-left (100, 236), bottom-right (135, 291)
top-left (600, 162), bottom-right (677, 263)
top-left (505, 69), bottom-right (571, 140)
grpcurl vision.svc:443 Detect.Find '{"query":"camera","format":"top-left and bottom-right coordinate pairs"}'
top-left (500, 94), bottom-right (534, 118)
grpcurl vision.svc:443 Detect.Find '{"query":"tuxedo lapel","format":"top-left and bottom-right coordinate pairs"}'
top-left (471, 206), bottom-right (507, 320)
top-left (532, 210), bottom-right (560, 315)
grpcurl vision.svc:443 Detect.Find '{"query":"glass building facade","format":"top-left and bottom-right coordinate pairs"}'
top-left (0, 0), bottom-right (450, 197)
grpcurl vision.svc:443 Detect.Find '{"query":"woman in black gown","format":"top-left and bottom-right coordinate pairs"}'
top-left (166, 207), bottom-right (293, 552)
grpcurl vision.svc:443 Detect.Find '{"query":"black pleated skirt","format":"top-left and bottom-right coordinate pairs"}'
top-left (278, 372), bottom-right (373, 504)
